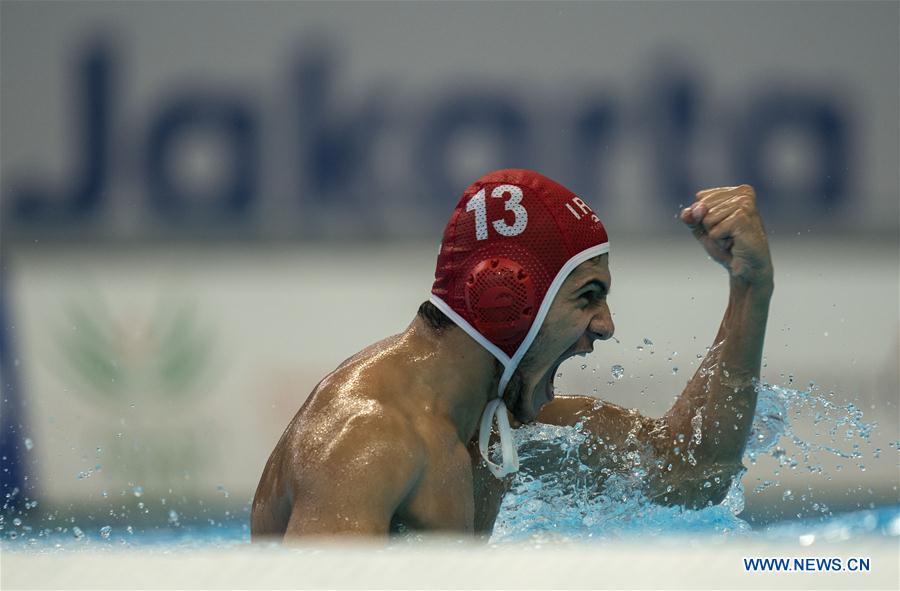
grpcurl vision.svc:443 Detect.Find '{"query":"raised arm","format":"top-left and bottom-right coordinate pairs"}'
top-left (539, 185), bottom-right (773, 507)
top-left (664, 185), bottom-right (773, 465)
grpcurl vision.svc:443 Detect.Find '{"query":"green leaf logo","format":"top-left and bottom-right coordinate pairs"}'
top-left (56, 297), bottom-right (217, 409)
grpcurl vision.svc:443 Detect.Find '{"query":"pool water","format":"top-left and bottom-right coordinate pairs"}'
top-left (2, 382), bottom-right (898, 551)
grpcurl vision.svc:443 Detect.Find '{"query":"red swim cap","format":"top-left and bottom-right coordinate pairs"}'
top-left (430, 169), bottom-right (609, 477)
top-left (430, 168), bottom-right (609, 397)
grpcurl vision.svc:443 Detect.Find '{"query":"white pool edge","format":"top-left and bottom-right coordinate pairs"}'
top-left (3, 539), bottom-right (898, 590)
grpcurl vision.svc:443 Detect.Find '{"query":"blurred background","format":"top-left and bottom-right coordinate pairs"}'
top-left (2, 1), bottom-right (897, 531)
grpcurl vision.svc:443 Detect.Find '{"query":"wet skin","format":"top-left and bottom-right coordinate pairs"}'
top-left (251, 185), bottom-right (773, 540)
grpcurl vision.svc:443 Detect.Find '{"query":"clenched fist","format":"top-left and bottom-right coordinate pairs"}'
top-left (680, 185), bottom-right (774, 288)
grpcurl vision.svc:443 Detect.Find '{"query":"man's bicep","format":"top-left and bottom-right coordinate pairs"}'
top-left (285, 482), bottom-right (393, 537)
top-left (284, 435), bottom-right (423, 539)
top-left (538, 395), bottom-right (650, 445)
top-left (536, 395), bottom-right (597, 426)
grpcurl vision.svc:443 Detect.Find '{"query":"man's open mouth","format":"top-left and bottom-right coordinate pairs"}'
top-left (545, 354), bottom-right (570, 401)
top-left (546, 345), bottom-right (591, 402)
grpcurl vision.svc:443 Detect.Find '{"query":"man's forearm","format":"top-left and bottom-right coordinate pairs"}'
top-left (664, 276), bottom-right (773, 465)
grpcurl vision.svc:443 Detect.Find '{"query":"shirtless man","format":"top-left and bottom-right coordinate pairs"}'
top-left (251, 169), bottom-right (773, 539)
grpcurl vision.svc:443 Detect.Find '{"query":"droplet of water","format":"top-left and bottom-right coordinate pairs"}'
top-left (13, 517), bottom-right (22, 527)
top-left (100, 525), bottom-right (111, 539)
top-left (643, 338), bottom-right (653, 346)
top-left (610, 365), bottom-right (624, 380)
top-left (168, 509), bottom-right (180, 525)
top-left (887, 516), bottom-right (900, 536)
top-left (72, 526), bottom-right (84, 540)
top-left (132, 486), bottom-right (143, 498)
top-left (216, 485), bottom-right (230, 499)
top-left (23, 438), bottom-right (33, 451)
top-left (672, 367), bottom-right (679, 374)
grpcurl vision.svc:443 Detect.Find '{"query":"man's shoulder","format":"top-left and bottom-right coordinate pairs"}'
top-left (289, 404), bottom-right (427, 508)
top-left (290, 387), bottom-right (426, 472)
top-left (283, 337), bottom-right (432, 477)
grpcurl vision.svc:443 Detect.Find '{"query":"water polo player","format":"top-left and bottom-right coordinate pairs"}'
top-left (250, 169), bottom-right (774, 539)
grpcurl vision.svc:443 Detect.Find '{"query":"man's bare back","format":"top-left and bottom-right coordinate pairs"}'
top-left (251, 330), bottom-right (510, 538)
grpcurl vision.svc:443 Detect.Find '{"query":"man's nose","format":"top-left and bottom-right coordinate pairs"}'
top-left (589, 306), bottom-right (615, 341)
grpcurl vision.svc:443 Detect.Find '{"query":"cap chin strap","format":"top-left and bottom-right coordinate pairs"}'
top-left (477, 353), bottom-right (522, 478)
top-left (428, 295), bottom-right (520, 478)
top-left (478, 398), bottom-right (519, 478)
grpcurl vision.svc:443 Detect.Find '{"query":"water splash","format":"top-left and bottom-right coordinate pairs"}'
top-left (492, 380), bottom-right (886, 543)
top-left (747, 382), bottom-right (875, 473)
top-left (491, 421), bottom-right (750, 543)
top-left (0, 380), bottom-right (892, 549)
